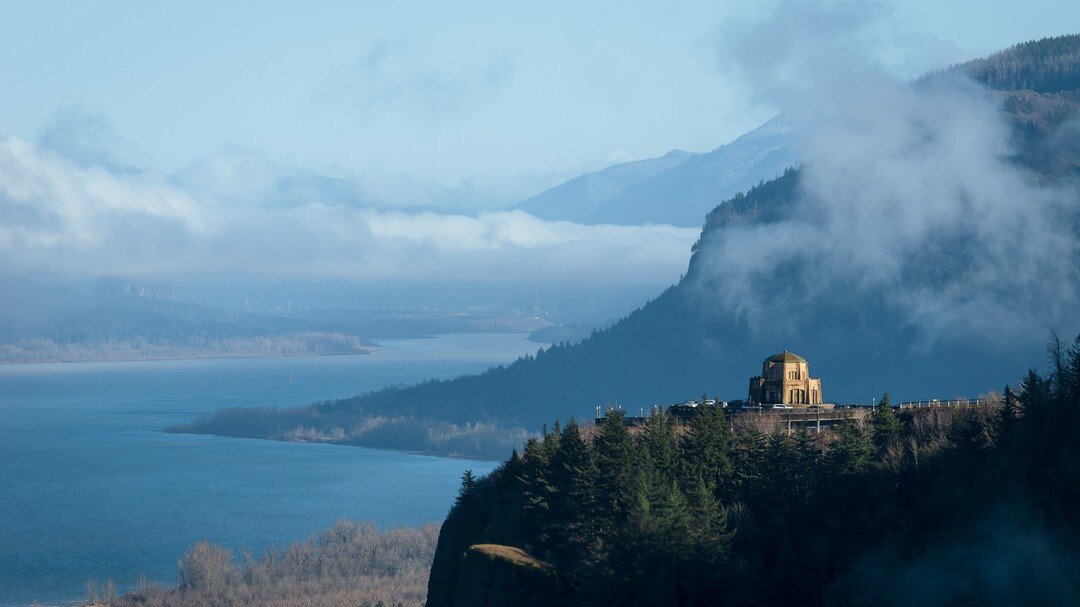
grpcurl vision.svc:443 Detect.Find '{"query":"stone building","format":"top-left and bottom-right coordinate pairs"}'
top-left (748, 350), bottom-right (823, 406)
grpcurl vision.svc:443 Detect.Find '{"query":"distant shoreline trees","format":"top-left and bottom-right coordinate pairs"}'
top-left (97, 520), bottom-right (439, 607)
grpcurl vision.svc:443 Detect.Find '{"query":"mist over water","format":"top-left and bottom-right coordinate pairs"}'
top-left (0, 334), bottom-right (533, 605)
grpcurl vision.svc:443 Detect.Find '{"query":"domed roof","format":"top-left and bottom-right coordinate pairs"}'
top-left (764, 350), bottom-right (806, 364)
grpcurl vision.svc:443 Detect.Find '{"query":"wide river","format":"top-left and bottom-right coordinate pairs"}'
top-left (0, 333), bottom-right (540, 606)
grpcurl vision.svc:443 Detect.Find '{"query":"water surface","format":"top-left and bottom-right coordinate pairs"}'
top-left (0, 333), bottom-right (538, 605)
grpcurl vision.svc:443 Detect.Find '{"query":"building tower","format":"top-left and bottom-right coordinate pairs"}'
top-left (747, 350), bottom-right (823, 406)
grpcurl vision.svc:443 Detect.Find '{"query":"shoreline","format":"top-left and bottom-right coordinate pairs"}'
top-left (165, 427), bottom-right (508, 463)
top-left (0, 347), bottom-right (374, 366)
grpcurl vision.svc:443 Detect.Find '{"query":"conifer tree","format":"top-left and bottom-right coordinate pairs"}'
top-left (734, 427), bottom-right (769, 495)
top-left (830, 421), bottom-right (873, 474)
top-left (872, 392), bottom-right (901, 456)
top-left (592, 409), bottom-right (640, 535)
top-left (455, 469), bottom-right (476, 506)
top-left (792, 429), bottom-right (822, 500)
top-left (547, 418), bottom-right (598, 569)
top-left (641, 408), bottom-right (679, 488)
top-left (682, 403), bottom-right (734, 496)
top-left (998, 385), bottom-right (1020, 438)
top-left (518, 436), bottom-right (554, 542)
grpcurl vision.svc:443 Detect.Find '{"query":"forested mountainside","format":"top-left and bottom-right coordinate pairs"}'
top-left (929, 34), bottom-right (1080, 94)
top-left (513, 113), bottom-right (803, 227)
top-left (0, 277), bottom-right (372, 362)
top-left (426, 339), bottom-right (1080, 606)
top-left (187, 36), bottom-right (1080, 451)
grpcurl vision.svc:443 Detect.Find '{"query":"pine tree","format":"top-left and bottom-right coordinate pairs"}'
top-left (830, 421), bottom-right (873, 474)
top-left (765, 433), bottom-right (798, 499)
top-left (547, 418), bottom-right (598, 570)
top-left (641, 408), bottom-right (679, 488)
top-left (734, 428), bottom-right (769, 496)
top-left (592, 409), bottom-right (640, 536)
top-left (455, 469), bottom-right (477, 506)
top-left (518, 437), bottom-right (554, 542)
top-left (681, 403), bottom-right (734, 497)
top-left (872, 392), bottom-right (901, 456)
top-left (997, 385), bottom-right (1020, 438)
top-left (792, 429), bottom-right (822, 501)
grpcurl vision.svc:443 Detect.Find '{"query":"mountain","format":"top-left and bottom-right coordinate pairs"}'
top-left (182, 36), bottom-right (1080, 454)
top-left (326, 36), bottom-right (1080, 425)
top-left (513, 114), bottom-right (806, 227)
top-left (514, 149), bottom-right (695, 223)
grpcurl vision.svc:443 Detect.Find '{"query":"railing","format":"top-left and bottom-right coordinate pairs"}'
top-left (898, 398), bottom-right (984, 410)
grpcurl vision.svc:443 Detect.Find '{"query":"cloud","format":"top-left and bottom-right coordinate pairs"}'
top-left (170, 144), bottom-right (605, 214)
top-left (0, 131), bottom-right (697, 287)
top-left (332, 39), bottom-right (513, 118)
top-left (693, 1), bottom-right (1080, 346)
top-left (36, 104), bottom-right (148, 171)
top-left (713, 0), bottom-right (965, 109)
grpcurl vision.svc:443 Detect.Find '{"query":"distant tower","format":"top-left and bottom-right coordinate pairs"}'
top-left (747, 350), bottom-right (823, 405)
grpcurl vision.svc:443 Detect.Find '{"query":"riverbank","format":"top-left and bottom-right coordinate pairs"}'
top-left (168, 410), bottom-right (530, 461)
top-left (0, 334), bottom-right (374, 365)
top-left (76, 520), bottom-right (440, 607)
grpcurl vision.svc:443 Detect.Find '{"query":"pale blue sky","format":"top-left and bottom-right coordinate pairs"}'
top-left (0, 0), bottom-right (1076, 186)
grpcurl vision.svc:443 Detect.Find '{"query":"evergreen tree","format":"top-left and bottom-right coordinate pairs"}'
top-left (872, 392), bottom-right (901, 456)
top-left (830, 421), bottom-right (873, 474)
top-left (681, 404), bottom-right (734, 497)
top-left (547, 418), bottom-right (598, 570)
top-left (997, 385), bottom-right (1021, 438)
top-left (433, 334), bottom-right (1080, 607)
top-left (455, 469), bottom-right (477, 506)
top-left (733, 427), bottom-right (769, 496)
top-left (792, 429), bottom-right (822, 501)
top-left (518, 437), bottom-right (554, 543)
top-left (592, 409), bottom-right (640, 535)
top-left (640, 408), bottom-right (679, 488)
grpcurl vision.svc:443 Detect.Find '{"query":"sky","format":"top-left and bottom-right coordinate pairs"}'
top-left (0, 0), bottom-right (1077, 294)
top-left (1, 1), bottom-right (1075, 188)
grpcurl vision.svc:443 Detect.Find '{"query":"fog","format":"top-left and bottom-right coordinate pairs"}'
top-left (0, 127), bottom-right (697, 293)
top-left (694, 1), bottom-right (1080, 346)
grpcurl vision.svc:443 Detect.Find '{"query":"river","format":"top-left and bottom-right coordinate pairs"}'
top-left (0, 333), bottom-right (539, 605)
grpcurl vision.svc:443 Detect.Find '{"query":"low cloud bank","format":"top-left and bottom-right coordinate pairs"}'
top-left (694, 2), bottom-right (1080, 346)
top-left (696, 78), bottom-right (1079, 343)
top-left (0, 131), bottom-right (697, 288)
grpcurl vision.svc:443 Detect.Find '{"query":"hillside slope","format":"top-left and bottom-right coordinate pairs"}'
top-left (187, 36), bottom-right (1080, 445)
top-left (426, 346), bottom-right (1080, 606)
top-left (513, 114), bottom-right (804, 227)
top-left (325, 36), bottom-right (1080, 431)
top-left (514, 150), bottom-right (694, 223)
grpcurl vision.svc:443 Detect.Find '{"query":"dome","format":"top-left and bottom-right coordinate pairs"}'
top-left (764, 350), bottom-right (806, 364)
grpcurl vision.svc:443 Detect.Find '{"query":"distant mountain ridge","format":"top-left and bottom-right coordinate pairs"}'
top-left (316, 35), bottom-right (1080, 430)
top-left (184, 36), bottom-right (1080, 452)
top-left (513, 113), bottom-right (808, 227)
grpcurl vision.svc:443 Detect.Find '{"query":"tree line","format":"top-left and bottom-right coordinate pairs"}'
top-left (428, 335), bottom-right (1080, 606)
top-left (92, 520), bottom-right (438, 607)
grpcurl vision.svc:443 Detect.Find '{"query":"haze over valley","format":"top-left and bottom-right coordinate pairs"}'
top-left (2, 2), bottom-right (1079, 606)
